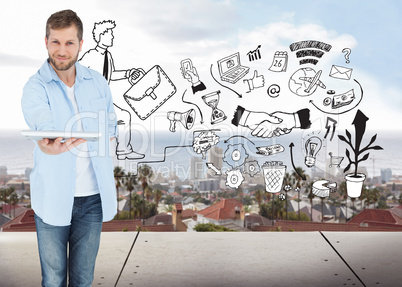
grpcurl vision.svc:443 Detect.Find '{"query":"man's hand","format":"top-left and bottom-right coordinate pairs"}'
top-left (37, 137), bottom-right (86, 155)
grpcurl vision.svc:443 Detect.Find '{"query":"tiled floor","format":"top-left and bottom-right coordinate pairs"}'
top-left (1, 232), bottom-right (401, 286)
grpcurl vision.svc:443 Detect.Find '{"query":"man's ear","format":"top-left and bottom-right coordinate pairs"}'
top-left (79, 39), bottom-right (84, 52)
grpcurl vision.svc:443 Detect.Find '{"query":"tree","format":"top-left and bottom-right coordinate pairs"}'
top-left (291, 167), bottom-right (307, 220)
top-left (338, 181), bottom-right (348, 220)
top-left (145, 185), bottom-right (153, 202)
top-left (194, 223), bottom-right (235, 232)
top-left (372, 188), bottom-right (380, 209)
top-left (283, 172), bottom-right (292, 220)
top-left (306, 181), bottom-right (315, 222)
top-left (131, 193), bottom-right (143, 219)
top-left (114, 166), bottom-right (126, 219)
top-left (254, 189), bottom-right (264, 208)
top-left (123, 172), bottom-right (137, 219)
top-left (138, 164), bottom-right (153, 224)
top-left (164, 204), bottom-right (173, 213)
top-left (10, 192), bottom-right (19, 218)
top-left (153, 188), bottom-right (163, 208)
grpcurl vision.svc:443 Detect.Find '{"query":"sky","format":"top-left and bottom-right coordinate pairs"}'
top-left (0, 0), bottom-right (401, 133)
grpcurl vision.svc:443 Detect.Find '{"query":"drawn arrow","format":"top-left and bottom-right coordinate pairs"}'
top-left (289, 142), bottom-right (307, 180)
top-left (182, 89), bottom-right (204, 124)
top-left (210, 64), bottom-right (243, 98)
top-left (206, 162), bottom-right (222, 175)
top-left (224, 135), bottom-right (255, 145)
top-left (324, 117), bottom-right (337, 141)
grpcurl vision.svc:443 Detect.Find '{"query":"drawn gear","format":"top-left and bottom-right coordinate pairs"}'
top-left (226, 169), bottom-right (244, 189)
top-left (223, 144), bottom-right (248, 168)
top-left (244, 160), bottom-right (260, 177)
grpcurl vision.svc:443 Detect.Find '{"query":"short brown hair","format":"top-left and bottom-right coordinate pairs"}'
top-left (46, 9), bottom-right (83, 41)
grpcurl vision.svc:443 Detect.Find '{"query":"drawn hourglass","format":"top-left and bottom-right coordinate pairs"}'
top-left (202, 90), bottom-right (227, 125)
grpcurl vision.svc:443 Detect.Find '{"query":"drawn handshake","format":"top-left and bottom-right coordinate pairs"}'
top-left (231, 106), bottom-right (311, 138)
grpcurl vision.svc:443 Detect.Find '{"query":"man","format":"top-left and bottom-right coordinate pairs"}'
top-left (79, 20), bottom-right (144, 160)
top-left (21, 10), bottom-right (117, 286)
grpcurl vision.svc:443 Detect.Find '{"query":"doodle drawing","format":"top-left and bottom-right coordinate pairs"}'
top-left (243, 70), bottom-right (265, 93)
top-left (79, 20), bottom-right (144, 160)
top-left (202, 91), bottom-right (227, 125)
top-left (304, 136), bottom-right (322, 168)
top-left (289, 40), bottom-right (332, 65)
top-left (231, 105), bottom-right (311, 138)
top-left (217, 52), bottom-right (250, 84)
top-left (268, 51), bottom-right (288, 72)
top-left (261, 161), bottom-right (287, 193)
top-left (329, 65), bottom-right (353, 80)
top-left (289, 68), bottom-right (326, 97)
top-left (124, 65), bottom-right (177, 120)
top-left (192, 130), bottom-right (220, 159)
top-left (312, 180), bottom-right (337, 198)
top-left (180, 58), bottom-right (207, 94)
top-left (247, 45), bottom-right (262, 61)
top-left (167, 109), bottom-right (196, 132)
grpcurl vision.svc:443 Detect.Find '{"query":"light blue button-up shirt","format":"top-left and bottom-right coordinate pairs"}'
top-left (21, 60), bottom-right (118, 226)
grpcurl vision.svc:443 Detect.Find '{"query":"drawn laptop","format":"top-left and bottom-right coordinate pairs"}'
top-left (217, 52), bottom-right (249, 84)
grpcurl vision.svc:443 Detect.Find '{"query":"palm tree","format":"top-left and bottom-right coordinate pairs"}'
top-left (372, 188), bottom-right (380, 209)
top-left (10, 192), bottom-right (19, 218)
top-left (338, 181), bottom-right (348, 221)
top-left (291, 167), bottom-right (307, 221)
top-left (131, 193), bottom-right (143, 219)
top-left (255, 189), bottom-right (264, 208)
top-left (283, 172), bottom-right (292, 220)
top-left (145, 186), bottom-right (153, 202)
top-left (138, 164), bottom-right (153, 224)
top-left (306, 181), bottom-right (315, 222)
top-left (123, 172), bottom-right (137, 219)
top-left (114, 166), bottom-right (126, 219)
top-left (154, 188), bottom-right (163, 210)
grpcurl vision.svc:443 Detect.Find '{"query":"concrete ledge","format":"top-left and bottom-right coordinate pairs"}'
top-left (1, 232), bottom-right (401, 286)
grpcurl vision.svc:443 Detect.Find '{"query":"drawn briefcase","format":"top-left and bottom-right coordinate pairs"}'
top-left (124, 65), bottom-right (176, 120)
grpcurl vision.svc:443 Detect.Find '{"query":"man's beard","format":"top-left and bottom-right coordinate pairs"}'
top-left (48, 52), bottom-right (79, 71)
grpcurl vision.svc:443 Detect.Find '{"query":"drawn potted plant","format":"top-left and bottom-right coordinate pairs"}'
top-left (338, 110), bottom-right (383, 198)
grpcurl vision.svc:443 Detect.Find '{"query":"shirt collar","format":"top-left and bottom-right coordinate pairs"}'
top-left (40, 59), bottom-right (93, 83)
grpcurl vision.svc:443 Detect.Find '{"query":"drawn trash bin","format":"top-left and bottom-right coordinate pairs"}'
top-left (124, 65), bottom-right (176, 120)
top-left (262, 161), bottom-right (287, 193)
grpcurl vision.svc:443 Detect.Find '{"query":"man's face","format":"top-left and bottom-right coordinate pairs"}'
top-left (99, 29), bottom-right (114, 48)
top-left (45, 25), bottom-right (83, 72)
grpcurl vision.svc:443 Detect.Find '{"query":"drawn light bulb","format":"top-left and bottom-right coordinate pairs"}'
top-left (304, 136), bottom-right (322, 168)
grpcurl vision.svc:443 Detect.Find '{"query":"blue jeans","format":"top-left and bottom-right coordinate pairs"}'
top-left (35, 194), bottom-right (103, 287)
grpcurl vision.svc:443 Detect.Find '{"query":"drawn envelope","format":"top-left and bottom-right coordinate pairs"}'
top-left (329, 65), bottom-right (353, 80)
top-left (124, 65), bottom-right (176, 120)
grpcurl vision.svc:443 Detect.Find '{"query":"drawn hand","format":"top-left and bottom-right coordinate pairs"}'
top-left (182, 67), bottom-right (200, 84)
top-left (128, 68), bottom-right (143, 84)
top-left (38, 137), bottom-right (86, 155)
top-left (244, 70), bottom-right (265, 92)
top-left (251, 112), bottom-right (297, 138)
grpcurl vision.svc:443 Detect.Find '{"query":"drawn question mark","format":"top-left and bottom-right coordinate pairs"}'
top-left (342, 48), bottom-right (351, 64)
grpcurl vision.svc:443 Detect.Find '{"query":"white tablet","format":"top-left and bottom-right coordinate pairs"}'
top-left (21, 130), bottom-right (101, 142)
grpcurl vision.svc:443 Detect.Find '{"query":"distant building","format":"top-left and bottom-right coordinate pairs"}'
top-left (0, 166), bottom-right (7, 175)
top-left (381, 168), bottom-right (392, 183)
top-left (190, 157), bottom-right (204, 180)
